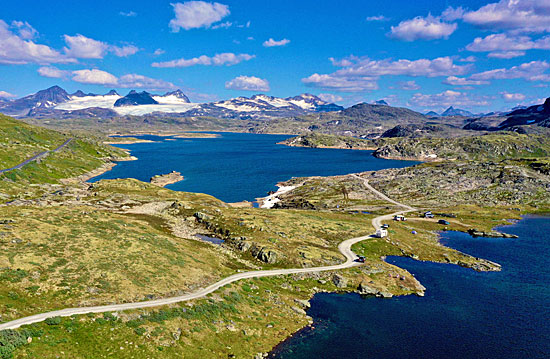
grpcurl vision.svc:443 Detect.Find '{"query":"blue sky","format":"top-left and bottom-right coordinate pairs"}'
top-left (0, 0), bottom-right (549, 112)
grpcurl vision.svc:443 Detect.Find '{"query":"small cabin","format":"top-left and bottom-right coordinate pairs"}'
top-left (394, 215), bottom-right (406, 221)
top-left (375, 228), bottom-right (388, 238)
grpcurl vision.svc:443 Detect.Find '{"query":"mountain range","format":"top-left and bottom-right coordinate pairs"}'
top-left (0, 86), bottom-right (342, 119)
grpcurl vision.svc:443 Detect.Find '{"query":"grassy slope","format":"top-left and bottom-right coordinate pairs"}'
top-left (0, 114), bottom-right (128, 198)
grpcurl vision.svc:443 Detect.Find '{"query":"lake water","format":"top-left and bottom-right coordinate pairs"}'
top-left (92, 132), bottom-right (416, 202)
top-left (270, 215), bottom-right (550, 359)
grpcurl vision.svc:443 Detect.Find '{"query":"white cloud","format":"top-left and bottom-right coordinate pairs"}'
top-left (459, 56), bottom-right (477, 62)
top-left (399, 80), bottom-right (420, 90)
top-left (63, 34), bottom-right (108, 59)
top-left (212, 21), bottom-right (232, 29)
top-left (443, 76), bottom-right (488, 86)
top-left (318, 93), bottom-right (344, 103)
top-left (466, 33), bottom-right (550, 54)
top-left (366, 15), bottom-right (389, 22)
top-left (501, 92), bottom-right (526, 102)
top-left (263, 38), bottom-right (290, 47)
top-left (225, 75), bottom-right (270, 91)
top-left (10, 20), bottom-right (38, 40)
top-left (302, 74), bottom-right (379, 92)
top-left (169, 1), bottom-right (230, 31)
top-left (330, 56), bottom-right (471, 77)
top-left (0, 20), bottom-right (74, 65)
top-left (110, 44), bottom-right (139, 57)
top-left (462, 0), bottom-right (550, 33)
top-left (37, 66), bottom-right (176, 90)
top-left (153, 48), bottom-right (165, 56)
top-left (71, 69), bottom-right (118, 85)
top-left (304, 56), bottom-right (471, 93)
top-left (441, 6), bottom-right (465, 21)
top-left (152, 53), bottom-right (254, 67)
top-left (63, 34), bottom-right (138, 59)
top-left (119, 11), bottom-right (137, 17)
top-left (0, 91), bottom-right (16, 98)
top-left (38, 66), bottom-right (69, 78)
top-left (409, 90), bottom-right (490, 109)
top-left (470, 60), bottom-right (550, 82)
top-left (487, 51), bottom-right (526, 59)
top-left (118, 74), bottom-right (176, 90)
top-left (389, 15), bottom-right (457, 41)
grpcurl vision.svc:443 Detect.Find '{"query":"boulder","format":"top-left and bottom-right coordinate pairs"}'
top-left (357, 282), bottom-right (377, 295)
top-left (332, 274), bottom-right (348, 288)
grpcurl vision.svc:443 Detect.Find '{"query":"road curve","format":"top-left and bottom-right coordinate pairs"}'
top-left (0, 138), bottom-right (73, 175)
top-left (0, 173), bottom-right (416, 331)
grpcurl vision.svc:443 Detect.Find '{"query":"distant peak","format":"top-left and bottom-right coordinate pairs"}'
top-left (105, 89), bottom-right (119, 96)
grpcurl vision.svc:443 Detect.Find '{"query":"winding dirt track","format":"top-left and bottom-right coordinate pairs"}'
top-left (0, 174), bottom-right (415, 331)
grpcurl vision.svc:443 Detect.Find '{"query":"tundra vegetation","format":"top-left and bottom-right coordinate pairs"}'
top-left (0, 115), bottom-right (548, 358)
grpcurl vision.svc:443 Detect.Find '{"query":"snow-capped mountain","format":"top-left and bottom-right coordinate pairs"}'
top-left (0, 86), bottom-right (342, 118)
top-left (0, 86), bottom-right (71, 116)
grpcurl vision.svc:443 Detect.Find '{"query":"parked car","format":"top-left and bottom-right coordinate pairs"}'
top-left (356, 256), bottom-right (366, 263)
top-left (382, 224), bottom-right (390, 229)
top-left (424, 211), bottom-right (435, 218)
top-left (438, 219), bottom-right (450, 225)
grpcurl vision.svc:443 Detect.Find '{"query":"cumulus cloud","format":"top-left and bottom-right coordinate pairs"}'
top-left (466, 33), bottom-right (550, 55)
top-left (263, 38), bottom-right (290, 47)
top-left (225, 75), bottom-right (270, 91)
top-left (302, 74), bottom-right (379, 92)
top-left (389, 15), bottom-right (457, 41)
top-left (470, 60), bottom-right (550, 82)
top-left (443, 76), bottom-right (488, 86)
top-left (441, 6), bottom-right (465, 22)
top-left (169, 1), bottom-right (230, 31)
top-left (409, 90), bottom-right (490, 109)
top-left (38, 66), bottom-right (69, 78)
top-left (366, 15), bottom-right (389, 22)
top-left (487, 51), bottom-right (526, 59)
top-left (462, 0), bottom-right (550, 33)
top-left (303, 56), bottom-right (470, 92)
top-left (329, 56), bottom-right (471, 78)
top-left (399, 80), bottom-right (420, 90)
top-left (63, 34), bottom-right (108, 59)
top-left (0, 91), bottom-right (16, 98)
top-left (71, 69), bottom-right (118, 85)
top-left (318, 93), bottom-right (344, 103)
top-left (10, 20), bottom-right (38, 40)
top-left (37, 66), bottom-right (176, 90)
top-left (153, 48), bottom-right (165, 56)
top-left (152, 53), bottom-right (254, 67)
top-left (63, 34), bottom-right (139, 59)
top-left (110, 44), bottom-right (139, 57)
top-left (501, 92), bottom-right (526, 102)
top-left (118, 74), bottom-right (176, 90)
top-left (0, 20), bottom-right (74, 65)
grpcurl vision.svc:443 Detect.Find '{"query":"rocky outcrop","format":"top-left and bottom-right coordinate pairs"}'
top-left (467, 229), bottom-right (518, 239)
top-left (272, 198), bottom-right (316, 210)
top-left (332, 274), bottom-right (348, 288)
top-left (250, 245), bottom-right (278, 264)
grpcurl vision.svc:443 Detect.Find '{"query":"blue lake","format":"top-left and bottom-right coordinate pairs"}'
top-left (92, 132), bottom-right (416, 202)
top-left (270, 215), bottom-right (550, 359)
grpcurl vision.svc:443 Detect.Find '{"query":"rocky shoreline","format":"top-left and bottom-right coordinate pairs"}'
top-left (150, 171), bottom-right (184, 187)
